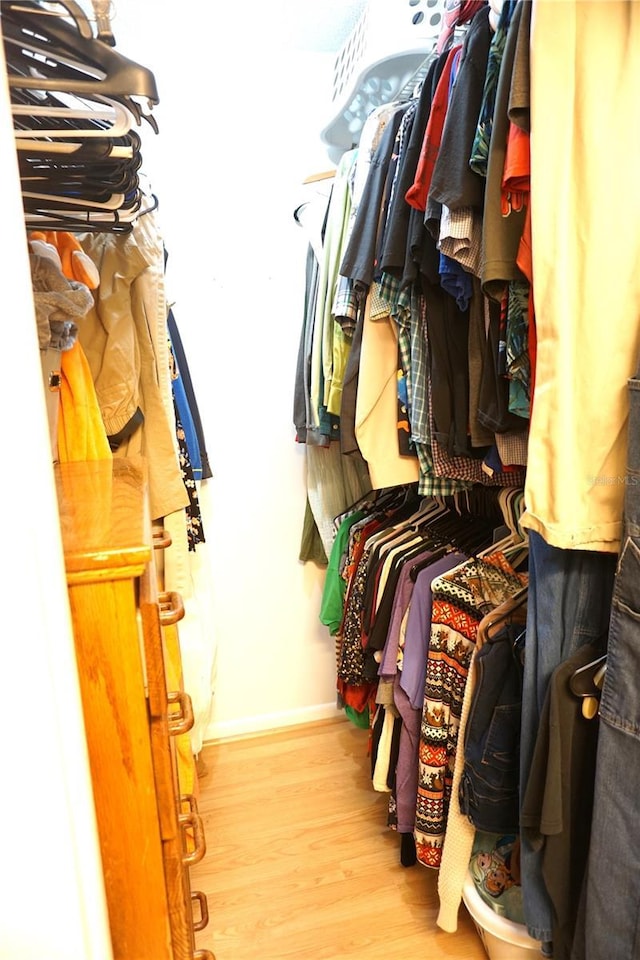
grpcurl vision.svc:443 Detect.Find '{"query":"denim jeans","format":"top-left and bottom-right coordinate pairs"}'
top-left (583, 369), bottom-right (640, 959)
top-left (459, 623), bottom-right (524, 834)
top-left (520, 532), bottom-right (617, 947)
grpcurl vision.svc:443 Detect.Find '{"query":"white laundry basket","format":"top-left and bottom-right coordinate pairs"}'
top-left (320, 0), bottom-right (447, 160)
top-left (462, 871), bottom-right (542, 960)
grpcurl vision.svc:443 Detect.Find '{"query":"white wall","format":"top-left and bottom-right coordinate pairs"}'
top-left (0, 36), bottom-right (113, 960)
top-left (0, 6), bottom-right (346, 952)
top-left (114, 2), bottom-right (344, 738)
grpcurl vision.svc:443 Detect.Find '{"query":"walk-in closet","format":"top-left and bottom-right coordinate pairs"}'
top-left (3, 1), bottom-right (640, 959)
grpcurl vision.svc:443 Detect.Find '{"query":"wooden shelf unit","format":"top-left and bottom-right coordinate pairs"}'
top-left (55, 457), bottom-right (213, 960)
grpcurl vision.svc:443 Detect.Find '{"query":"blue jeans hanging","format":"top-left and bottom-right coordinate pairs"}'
top-left (520, 532), bottom-right (616, 949)
top-left (583, 367), bottom-right (640, 960)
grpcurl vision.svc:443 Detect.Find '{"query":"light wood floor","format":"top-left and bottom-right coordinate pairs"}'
top-left (190, 718), bottom-right (487, 960)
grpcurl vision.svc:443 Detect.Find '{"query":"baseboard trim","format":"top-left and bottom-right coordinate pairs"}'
top-left (203, 702), bottom-right (345, 744)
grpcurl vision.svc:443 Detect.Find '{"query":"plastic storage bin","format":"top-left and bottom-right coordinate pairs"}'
top-left (462, 871), bottom-right (542, 960)
top-left (320, 0), bottom-right (448, 160)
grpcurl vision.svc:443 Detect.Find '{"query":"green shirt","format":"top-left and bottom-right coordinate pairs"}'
top-left (319, 509), bottom-right (365, 635)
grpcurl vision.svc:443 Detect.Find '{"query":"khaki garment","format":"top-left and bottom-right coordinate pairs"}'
top-left (79, 215), bottom-right (188, 522)
top-left (355, 288), bottom-right (420, 489)
top-left (521, 0), bottom-right (640, 552)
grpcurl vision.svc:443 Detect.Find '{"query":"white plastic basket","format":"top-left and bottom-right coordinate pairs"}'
top-left (321, 0), bottom-right (447, 161)
top-left (462, 871), bottom-right (542, 960)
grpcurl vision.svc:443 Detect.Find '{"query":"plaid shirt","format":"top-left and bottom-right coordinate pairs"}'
top-left (496, 429), bottom-right (529, 467)
top-left (439, 204), bottom-right (483, 277)
top-left (378, 273), bottom-right (412, 405)
top-left (378, 274), bottom-right (472, 496)
top-left (424, 302), bottom-right (526, 488)
top-left (333, 275), bottom-right (358, 338)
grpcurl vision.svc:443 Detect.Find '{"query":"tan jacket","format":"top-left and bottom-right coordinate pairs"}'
top-left (79, 213), bottom-right (188, 521)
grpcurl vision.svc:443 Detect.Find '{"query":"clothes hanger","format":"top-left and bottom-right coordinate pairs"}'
top-left (19, 171), bottom-right (142, 218)
top-left (17, 146), bottom-right (142, 200)
top-left (407, 506), bottom-right (505, 583)
top-left (365, 506), bottom-right (440, 568)
top-left (7, 61), bottom-right (156, 133)
top-left (16, 122), bottom-right (141, 165)
top-left (23, 198), bottom-right (143, 232)
top-left (404, 485), bottom-right (518, 583)
top-left (476, 526), bottom-right (529, 567)
top-left (408, 542), bottom-right (454, 582)
top-left (2, 1), bottom-right (159, 100)
top-left (19, 137), bottom-right (142, 181)
top-left (332, 483), bottom-right (415, 531)
top-left (22, 186), bottom-right (138, 214)
top-left (501, 539), bottom-right (529, 571)
top-left (3, 2), bottom-right (155, 234)
top-left (569, 652), bottom-right (608, 720)
top-left (425, 506), bottom-right (496, 550)
top-left (24, 215), bottom-right (128, 232)
top-left (376, 483), bottom-right (421, 517)
top-left (21, 167), bottom-right (140, 208)
top-left (12, 93), bottom-right (138, 138)
top-left (24, 213), bottom-right (134, 232)
top-left (2, 0), bottom-right (160, 130)
top-left (503, 488), bottom-right (527, 540)
top-left (10, 84), bottom-right (143, 138)
top-left (407, 496), bottom-right (448, 531)
top-left (408, 506), bottom-right (496, 569)
top-left (477, 529), bottom-right (518, 557)
top-left (15, 134), bottom-right (134, 157)
top-left (476, 586), bottom-right (528, 649)
top-left (5, 0), bottom-right (95, 39)
top-left (90, 0), bottom-right (116, 47)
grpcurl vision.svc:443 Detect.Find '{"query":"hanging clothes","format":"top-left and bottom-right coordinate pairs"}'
top-left (382, 549), bottom-right (467, 840)
top-left (57, 341), bottom-right (112, 463)
top-left (29, 242), bottom-right (111, 465)
top-left (520, 640), bottom-right (603, 960)
top-left (354, 286), bottom-right (420, 488)
top-left (581, 351), bottom-right (640, 960)
top-left (167, 305), bottom-right (212, 482)
top-left (521, 0), bottom-right (640, 553)
top-left (78, 211), bottom-right (189, 521)
top-left (414, 550), bottom-right (526, 869)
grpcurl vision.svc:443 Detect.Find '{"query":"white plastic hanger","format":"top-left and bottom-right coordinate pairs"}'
top-left (12, 93), bottom-right (137, 138)
top-left (22, 189), bottom-right (126, 210)
top-left (15, 136), bottom-right (133, 157)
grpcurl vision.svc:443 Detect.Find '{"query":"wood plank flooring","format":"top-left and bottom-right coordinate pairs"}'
top-left (190, 718), bottom-right (487, 960)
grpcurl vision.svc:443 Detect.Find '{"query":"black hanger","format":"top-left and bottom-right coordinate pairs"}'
top-left (16, 0), bottom-right (96, 40)
top-left (23, 200), bottom-right (140, 232)
top-left (371, 484), bottom-right (421, 519)
top-left (2, 1), bottom-right (159, 136)
top-left (2, 2), bottom-right (159, 102)
top-left (3, 1), bottom-right (155, 234)
top-left (333, 484), bottom-right (404, 531)
top-left (409, 544), bottom-right (450, 582)
top-left (405, 506), bottom-right (495, 582)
